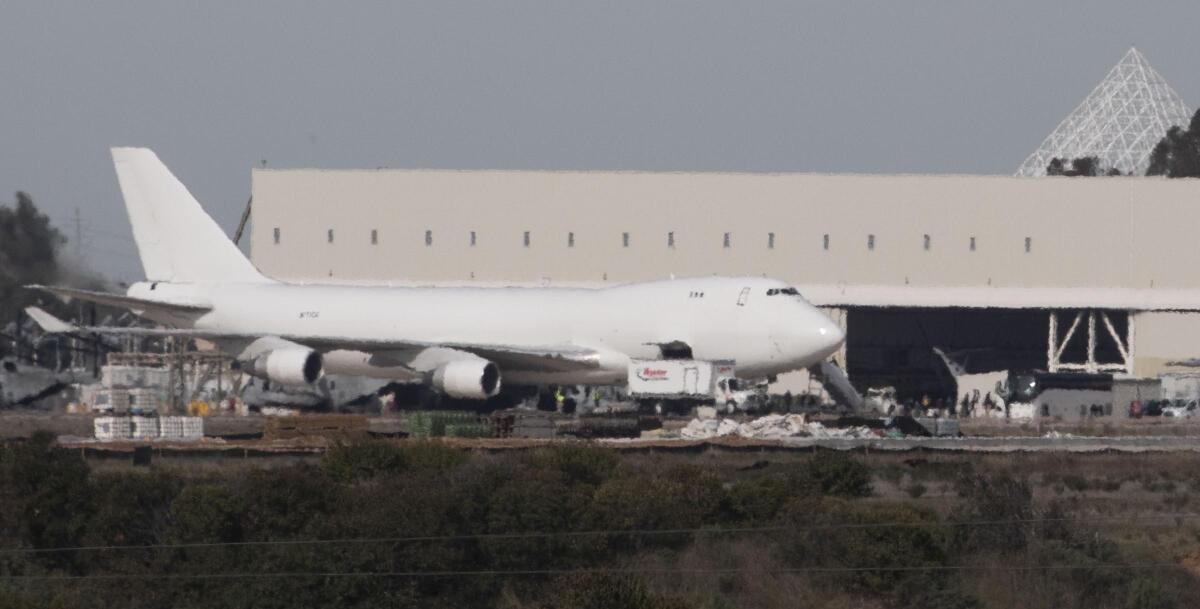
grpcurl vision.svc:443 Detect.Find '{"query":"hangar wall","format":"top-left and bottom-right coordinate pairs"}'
top-left (249, 169), bottom-right (1200, 379)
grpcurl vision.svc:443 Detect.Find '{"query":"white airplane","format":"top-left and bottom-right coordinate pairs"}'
top-left (26, 148), bottom-right (844, 399)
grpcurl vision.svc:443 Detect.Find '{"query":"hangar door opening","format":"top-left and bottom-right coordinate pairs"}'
top-left (843, 307), bottom-right (1127, 402)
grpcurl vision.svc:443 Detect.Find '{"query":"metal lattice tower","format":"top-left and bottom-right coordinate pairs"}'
top-left (1016, 48), bottom-right (1192, 176)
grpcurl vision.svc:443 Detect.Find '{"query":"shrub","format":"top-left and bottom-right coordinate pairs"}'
top-left (1061, 474), bottom-right (1089, 492)
top-left (170, 482), bottom-right (247, 543)
top-left (482, 468), bottom-right (598, 569)
top-left (530, 443), bottom-right (618, 486)
top-left (1124, 579), bottom-right (1175, 609)
top-left (777, 497), bottom-right (959, 602)
top-left (723, 475), bottom-right (791, 523)
top-left (953, 473), bottom-right (1034, 552)
top-left (235, 465), bottom-right (341, 539)
top-left (794, 451), bottom-right (872, 498)
top-left (906, 482), bottom-right (928, 498)
top-left (586, 466), bottom-right (723, 552)
top-left (321, 439), bottom-right (465, 483)
top-left (538, 573), bottom-right (693, 609)
top-left (0, 432), bottom-right (93, 555)
top-left (87, 470), bottom-right (180, 547)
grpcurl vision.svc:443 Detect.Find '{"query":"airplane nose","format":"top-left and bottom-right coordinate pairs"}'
top-left (813, 312), bottom-right (845, 355)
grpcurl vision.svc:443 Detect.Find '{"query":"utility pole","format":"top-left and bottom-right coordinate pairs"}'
top-left (74, 207), bottom-right (82, 260)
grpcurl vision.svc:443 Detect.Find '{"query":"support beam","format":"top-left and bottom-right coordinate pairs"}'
top-left (1086, 311), bottom-right (1097, 373)
top-left (1053, 311), bottom-right (1084, 366)
top-left (1048, 311), bottom-right (1058, 371)
top-left (1099, 312), bottom-right (1129, 363)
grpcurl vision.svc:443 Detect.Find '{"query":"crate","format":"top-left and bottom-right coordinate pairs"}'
top-left (263, 415), bottom-right (368, 441)
top-left (409, 411), bottom-right (486, 438)
top-left (159, 416), bottom-right (204, 440)
top-left (94, 417), bottom-right (132, 441)
top-left (129, 416), bottom-right (159, 440)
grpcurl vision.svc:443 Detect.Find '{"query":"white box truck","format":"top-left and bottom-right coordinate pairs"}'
top-left (627, 359), bottom-right (759, 413)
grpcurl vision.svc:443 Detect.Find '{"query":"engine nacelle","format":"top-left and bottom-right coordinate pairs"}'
top-left (431, 359), bottom-right (501, 399)
top-left (245, 348), bottom-right (324, 386)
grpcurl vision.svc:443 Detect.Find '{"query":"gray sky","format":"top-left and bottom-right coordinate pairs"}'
top-left (3, 1), bottom-right (1199, 281)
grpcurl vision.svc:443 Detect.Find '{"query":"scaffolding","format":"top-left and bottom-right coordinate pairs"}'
top-left (1016, 47), bottom-right (1192, 177)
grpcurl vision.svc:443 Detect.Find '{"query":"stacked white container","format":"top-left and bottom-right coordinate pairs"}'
top-left (159, 416), bottom-right (204, 440)
top-left (129, 416), bottom-right (159, 440)
top-left (94, 417), bottom-right (132, 440)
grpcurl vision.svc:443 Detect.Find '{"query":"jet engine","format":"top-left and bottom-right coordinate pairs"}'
top-left (244, 348), bottom-right (324, 386)
top-left (431, 359), bottom-right (501, 399)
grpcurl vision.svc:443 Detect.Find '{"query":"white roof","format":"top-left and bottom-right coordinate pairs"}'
top-left (801, 284), bottom-right (1200, 312)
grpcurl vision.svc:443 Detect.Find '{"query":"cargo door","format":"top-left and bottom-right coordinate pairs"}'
top-left (736, 287), bottom-right (750, 306)
top-left (683, 366), bottom-right (701, 394)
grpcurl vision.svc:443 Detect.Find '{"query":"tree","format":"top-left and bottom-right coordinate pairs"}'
top-left (1146, 108), bottom-right (1200, 177)
top-left (1046, 156), bottom-right (1106, 177)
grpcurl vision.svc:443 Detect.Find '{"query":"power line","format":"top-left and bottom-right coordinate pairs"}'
top-left (2, 513), bottom-right (1197, 557)
top-left (0, 562), bottom-right (1192, 582)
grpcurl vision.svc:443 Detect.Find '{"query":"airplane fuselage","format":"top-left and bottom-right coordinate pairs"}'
top-left (130, 275), bottom-right (844, 386)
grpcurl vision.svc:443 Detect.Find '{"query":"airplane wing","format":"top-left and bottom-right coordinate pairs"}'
top-left (26, 285), bottom-right (211, 314)
top-left (307, 338), bottom-right (610, 372)
top-left (24, 307), bottom-right (607, 372)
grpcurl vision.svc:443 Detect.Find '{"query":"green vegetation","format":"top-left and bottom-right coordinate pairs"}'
top-left (1147, 109), bottom-right (1200, 177)
top-left (0, 437), bottom-right (1193, 608)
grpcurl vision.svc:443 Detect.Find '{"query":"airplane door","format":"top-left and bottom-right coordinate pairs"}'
top-left (736, 287), bottom-right (750, 306)
top-left (683, 367), bottom-right (700, 393)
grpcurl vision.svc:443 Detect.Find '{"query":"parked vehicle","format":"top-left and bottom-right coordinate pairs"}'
top-left (628, 359), bottom-right (760, 413)
top-left (1163, 399), bottom-right (1198, 418)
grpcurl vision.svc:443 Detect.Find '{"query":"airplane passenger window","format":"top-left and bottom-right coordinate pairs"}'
top-left (327, 229), bottom-right (334, 243)
top-left (273, 228), bottom-right (280, 244)
top-left (667, 232), bottom-right (675, 248)
top-left (823, 234), bottom-right (829, 250)
top-left (768, 232), bottom-right (775, 249)
top-left (470, 231), bottom-right (477, 246)
top-left (425, 230), bottom-right (433, 246)
top-left (568, 232), bottom-right (575, 247)
top-left (622, 232), bottom-right (630, 247)
top-left (523, 231), bottom-right (530, 247)
top-left (371, 229), bottom-right (377, 245)
top-left (723, 232), bottom-right (731, 248)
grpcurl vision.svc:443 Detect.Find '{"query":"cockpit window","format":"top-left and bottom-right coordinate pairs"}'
top-left (767, 287), bottom-right (801, 296)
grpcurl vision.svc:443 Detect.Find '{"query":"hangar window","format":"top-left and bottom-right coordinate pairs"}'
top-left (273, 228), bottom-right (280, 245)
top-left (523, 231), bottom-right (531, 247)
top-left (622, 232), bottom-right (630, 247)
top-left (470, 231), bottom-right (477, 247)
top-left (970, 236), bottom-right (976, 251)
top-left (723, 232), bottom-right (731, 248)
top-left (371, 229), bottom-right (377, 245)
top-left (425, 230), bottom-right (433, 246)
top-left (768, 232), bottom-right (775, 249)
top-left (1025, 236), bottom-right (1032, 253)
top-left (823, 234), bottom-right (829, 250)
top-left (568, 232), bottom-right (575, 247)
top-left (668, 232), bottom-right (675, 248)
top-left (867, 234), bottom-right (875, 250)
top-left (923, 234), bottom-right (931, 251)
top-left (327, 229), bottom-right (334, 244)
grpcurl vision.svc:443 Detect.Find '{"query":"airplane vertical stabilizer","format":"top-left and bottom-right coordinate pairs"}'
top-left (111, 147), bottom-right (270, 283)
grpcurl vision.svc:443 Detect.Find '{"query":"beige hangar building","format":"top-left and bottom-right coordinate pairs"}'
top-left (248, 169), bottom-right (1200, 399)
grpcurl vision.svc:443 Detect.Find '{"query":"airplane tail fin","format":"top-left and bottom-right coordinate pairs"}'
top-left (111, 147), bottom-right (271, 283)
